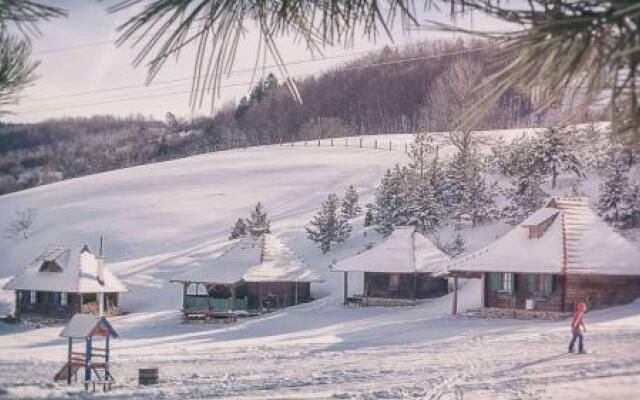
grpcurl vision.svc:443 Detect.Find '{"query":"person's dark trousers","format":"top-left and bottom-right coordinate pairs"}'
top-left (569, 328), bottom-right (584, 353)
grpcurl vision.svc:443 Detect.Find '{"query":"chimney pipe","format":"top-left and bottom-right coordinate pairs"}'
top-left (97, 236), bottom-right (105, 285)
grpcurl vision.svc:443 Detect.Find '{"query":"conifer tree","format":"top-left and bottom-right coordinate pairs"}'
top-left (306, 194), bottom-right (351, 253)
top-left (372, 165), bottom-right (411, 235)
top-left (446, 227), bottom-right (466, 257)
top-left (534, 127), bottom-right (584, 188)
top-left (364, 204), bottom-right (375, 227)
top-left (503, 173), bottom-right (547, 224)
top-left (597, 146), bottom-right (640, 228)
top-left (443, 150), bottom-right (497, 226)
top-left (246, 202), bottom-right (271, 233)
top-left (229, 218), bottom-right (248, 240)
top-left (341, 185), bottom-right (362, 219)
top-left (407, 176), bottom-right (441, 233)
top-left (408, 133), bottom-right (432, 178)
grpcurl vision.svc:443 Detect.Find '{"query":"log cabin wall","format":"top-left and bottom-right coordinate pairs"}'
top-left (564, 274), bottom-right (640, 311)
top-left (15, 291), bottom-right (81, 319)
top-left (364, 272), bottom-right (447, 299)
top-left (15, 291), bottom-right (120, 319)
top-left (485, 273), bottom-right (565, 312)
top-left (246, 282), bottom-right (312, 309)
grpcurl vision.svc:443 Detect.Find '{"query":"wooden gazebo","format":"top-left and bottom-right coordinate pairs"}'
top-left (332, 227), bottom-right (450, 306)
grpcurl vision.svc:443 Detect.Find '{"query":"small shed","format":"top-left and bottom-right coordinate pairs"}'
top-left (171, 232), bottom-right (323, 319)
top-left (332, 227), bottom-right (450, 306)
top-left (3, 243), bottom-right (128, 320)
top-left (55, 314), bottom-right (119, 391)
top-left (448, 197), bottom-right (640, 317)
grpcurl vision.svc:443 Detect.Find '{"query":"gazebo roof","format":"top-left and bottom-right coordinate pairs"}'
top-left (332, 227), bottom-right (450, 274)
top-left (171, 234), bottom-right (323, 284)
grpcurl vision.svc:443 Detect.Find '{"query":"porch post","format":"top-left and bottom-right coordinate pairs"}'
top-left (480, 273), bottom-right (487, 307)
top-left (343, 272), bottom-right (348, 305)
top-left (105, 335), bottom-right (110, 380)
top-left (182, 282), bottom-right (187, 310)
top-left (412, 271), bottom-right (417, 300)
top-left (67, 337), bottom-right (73, 384)
top-left (84, 336), bottom-right (92, 387)
top-left (98, 293), bottom-right (104, 316)
top-left (451, 276), bottom-right (459, 315)
top-left (229, 284), bottom-right (236, 312)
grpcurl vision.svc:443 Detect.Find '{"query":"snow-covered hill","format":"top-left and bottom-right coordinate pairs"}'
top-left (0, 129), bottom-right (526, 314)
top-left (1, 128), bottom-right (639, 399)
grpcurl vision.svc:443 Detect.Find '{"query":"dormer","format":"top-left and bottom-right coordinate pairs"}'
top-left (39, 260), bottom-right (63, 272)
top-left (521, 207), bottom-right (560, 239)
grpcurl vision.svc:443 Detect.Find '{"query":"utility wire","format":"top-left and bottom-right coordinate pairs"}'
top-left (18, 46), bottom-right (490, 116)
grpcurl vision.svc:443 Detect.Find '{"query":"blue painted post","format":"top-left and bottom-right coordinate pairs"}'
top-left (105, 335), bottom-right (110, 380)
top-left (84, 336), bottom-right (92, 386)
top-left (67, 338), bottom-right (72, 384)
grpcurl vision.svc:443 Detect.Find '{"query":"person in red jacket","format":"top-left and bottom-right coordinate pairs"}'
top-left (569, 301), bottom-right (588, 353)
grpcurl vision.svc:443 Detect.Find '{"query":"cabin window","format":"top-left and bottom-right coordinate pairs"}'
top-left (389, 274), bottom-right (400, 291)
top-left (60, 292), bottom-right (68, 306)
top-left (82, 293), bottom-right (96, 304)
top-left (29, 291), bottom-right (36, 304)
top-left (490, 272), bottom-right (514, 293)
top-left (186, 283), bottom-right (208, 296)
top-left (501, 273), bottom-right (513, 292)
top-left (528, 274), bottom-right (554, 297)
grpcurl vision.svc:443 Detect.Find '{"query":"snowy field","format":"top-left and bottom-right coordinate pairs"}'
top-left (0, 129), bottom-right (639, 399)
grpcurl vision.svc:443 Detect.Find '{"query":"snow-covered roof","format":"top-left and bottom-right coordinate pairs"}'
top-left (60, 314), bottom-right (119, 338)
top-left (3, 244), bottom-right (129, 293)
top-left (332, 227), bottom-right (450, 274)
top-left (172, 234), bottom-right (323, 284)
top-left (449, 198), bottom-right (640, 276)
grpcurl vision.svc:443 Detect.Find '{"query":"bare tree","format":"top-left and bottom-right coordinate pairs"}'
top-left (4, 208), bottom-right (36, 239)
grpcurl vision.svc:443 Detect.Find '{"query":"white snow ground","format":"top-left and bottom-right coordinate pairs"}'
top-left (0, 129), bottom-right (639, 399)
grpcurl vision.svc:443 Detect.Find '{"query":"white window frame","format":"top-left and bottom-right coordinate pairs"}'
top-left (500, 273), bottom-right (513, 292)
top-left (60, 292), bottom-right (68, 306)
top-left (30, 291), bottom-right (36, 304)
top-left (186, 283), bottom-right (207, 296)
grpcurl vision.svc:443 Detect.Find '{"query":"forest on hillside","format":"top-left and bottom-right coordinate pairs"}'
top-left (0, 39), bottom-right (598, 195)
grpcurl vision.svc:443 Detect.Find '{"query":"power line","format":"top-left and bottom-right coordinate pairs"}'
top-left (25, 40), bottom-right (449, 104)
top-left (17, 46), bottom-right (490, 116)
top-left (23, 48), bottom-right (375, 104)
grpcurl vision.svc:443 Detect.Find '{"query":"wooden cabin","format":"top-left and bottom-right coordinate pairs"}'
top-left (171, 232), bottom-right (323, 320)
top-left (449, 198), bottom-right (640, 317)
top-left (3, 244), bottom-right (128, 320)
top-left (332, 227), bottom-right (450, 306)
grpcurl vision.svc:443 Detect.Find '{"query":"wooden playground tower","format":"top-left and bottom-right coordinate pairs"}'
top-left (54, 314), bottom-right (119, 392)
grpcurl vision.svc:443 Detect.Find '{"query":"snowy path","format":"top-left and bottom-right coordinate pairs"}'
top-left (1, 296), bottom-right (640, 399)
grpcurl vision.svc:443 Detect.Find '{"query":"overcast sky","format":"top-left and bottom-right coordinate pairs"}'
top-left (5, 2), bottom-right (506, 124)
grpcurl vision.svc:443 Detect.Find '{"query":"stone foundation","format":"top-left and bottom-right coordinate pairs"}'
top-left (463, 307), bottom-right (570, 320)
top-left (356, 297), bottom-right (418, 307)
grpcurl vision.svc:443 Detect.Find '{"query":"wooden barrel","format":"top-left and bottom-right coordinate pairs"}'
top-left (138, 368), bottom-right (158, 385)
